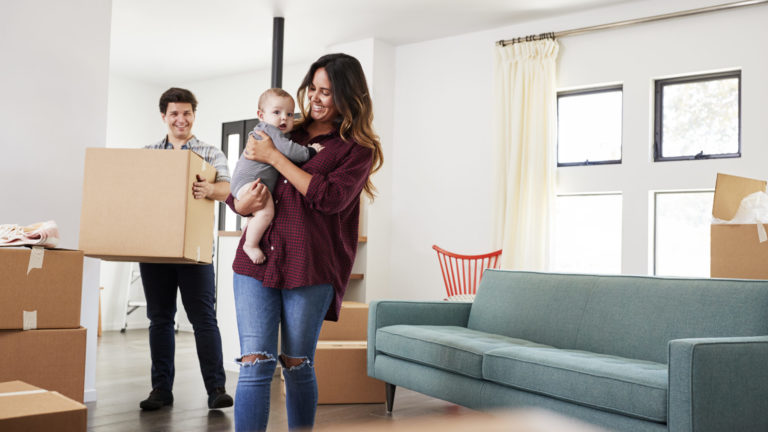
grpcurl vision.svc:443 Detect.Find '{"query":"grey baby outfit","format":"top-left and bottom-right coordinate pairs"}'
top-left (230, 122), bottom-right (317, 196)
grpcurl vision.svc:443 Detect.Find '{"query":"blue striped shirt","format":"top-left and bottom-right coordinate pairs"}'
top-left (145, 136), bottom-right (231, 183)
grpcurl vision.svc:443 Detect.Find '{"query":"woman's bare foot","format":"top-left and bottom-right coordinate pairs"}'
top-left (243, 244), bottom-right (266, 264)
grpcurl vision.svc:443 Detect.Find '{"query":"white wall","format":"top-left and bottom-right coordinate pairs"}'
top-left (0, 0), bottom-right (112, 402)
top-left (102, 0), bottom-right (768, 318)
top-left (555, 5), bottom-right (768, 275)
top-left (389, 0), bottom-right (768, 301)
top-left (100, 75), bottom-right (165, 332)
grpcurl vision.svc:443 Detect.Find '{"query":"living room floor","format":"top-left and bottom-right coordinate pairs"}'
top-left (87, 329), bottom-right (467, 431)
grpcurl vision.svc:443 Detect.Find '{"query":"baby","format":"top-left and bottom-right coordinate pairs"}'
top-left (230, 88), bottom-right (323, 263)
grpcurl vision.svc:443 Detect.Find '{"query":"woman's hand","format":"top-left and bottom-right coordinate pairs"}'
top-left (244, 130), bottom-right (278, 164)
top-left (234, 179), bottom-right (269, 215)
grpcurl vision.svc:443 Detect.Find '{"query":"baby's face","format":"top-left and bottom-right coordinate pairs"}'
top-left (259, 95), bottom-right (295, 133)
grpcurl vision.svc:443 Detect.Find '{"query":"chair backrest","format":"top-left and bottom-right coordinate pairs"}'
top-left (432, 245), bottom-right (503, 299)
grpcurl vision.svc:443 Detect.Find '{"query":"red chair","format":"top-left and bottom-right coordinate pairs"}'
top-left (432, 245), bottom-right (503, 301)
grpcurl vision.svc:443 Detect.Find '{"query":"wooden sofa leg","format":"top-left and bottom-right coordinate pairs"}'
top-left (386, 383), bottom-right (396, 413)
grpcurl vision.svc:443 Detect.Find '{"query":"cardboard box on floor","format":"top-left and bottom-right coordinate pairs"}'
top-left (315, 341), bottom-right (386, 404)
top-left (711, 173), bottom-right (768, 279)
top-left (318, 301), bottom-right (369, 341)
top-left (0, 248), bottom-right (83, 330)
top-left (281, 303), bottom-right (384, 403)
top-left (314, 302), bottom-right (384, 404)
top-left (0, 381), bottom-right (86, 432)
top-left (79, 148), bottom-right (217, 264)
top-left (0, 328), bottom-right (86, 402)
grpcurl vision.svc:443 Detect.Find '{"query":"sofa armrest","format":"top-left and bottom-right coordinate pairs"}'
top-left (367, 300), bottom-right (472, 376)
top-left (668, 335), bottom-right (768, 432)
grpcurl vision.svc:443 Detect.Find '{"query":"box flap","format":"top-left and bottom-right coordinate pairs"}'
top-left (0, 380), bottom-right (41, 394)
top-left (183, 150), bottom-right (216, 262)
top-left (712, 173), bottom-right (767, 221)
top-left (317, 341), bottom-right (367, 349)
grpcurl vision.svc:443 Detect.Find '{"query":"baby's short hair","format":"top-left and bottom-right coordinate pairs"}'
top-left (258, 88), bottom-right (294, 111)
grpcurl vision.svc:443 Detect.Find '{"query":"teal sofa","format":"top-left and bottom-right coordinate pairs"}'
top-left (367, 270), bottom-right (768, 431)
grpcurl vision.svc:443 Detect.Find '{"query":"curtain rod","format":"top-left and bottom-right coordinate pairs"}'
top-left (496, 0), bottom-right (768, 46)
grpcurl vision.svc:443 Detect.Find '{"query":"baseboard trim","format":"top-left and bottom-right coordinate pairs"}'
top-left (84, 388), bottom-right (98, 403)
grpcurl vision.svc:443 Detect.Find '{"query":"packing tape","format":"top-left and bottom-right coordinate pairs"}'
top-left (0, 389), bottom-right (47, 398)
top-left (27, 246), bottom-right (44, 275)
top-left (197, 246), bottom-right (201, 262)
top-left (23, 310), bottom-right (37, 330)
top-left (758, 223), bottom-right (767, 243)
top-left (202, 160), bottom-right (206, 171)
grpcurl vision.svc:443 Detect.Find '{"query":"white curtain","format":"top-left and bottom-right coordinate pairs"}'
top-left (493, 39), bottom-right (559, 270)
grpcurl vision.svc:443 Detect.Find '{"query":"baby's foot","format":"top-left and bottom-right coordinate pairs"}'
top-left (243, 245), bottom-right (266, 264)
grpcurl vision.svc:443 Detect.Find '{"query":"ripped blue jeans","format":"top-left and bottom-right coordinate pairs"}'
top-left (233, 273), bottom-right (334, 432)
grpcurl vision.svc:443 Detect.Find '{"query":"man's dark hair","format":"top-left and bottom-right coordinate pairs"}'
top-left (159, 87), bottom-right (198, 114)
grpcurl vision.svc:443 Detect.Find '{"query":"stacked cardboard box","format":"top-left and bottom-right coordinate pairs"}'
top-left (0, 380), bottom-right (86, 432)
top-left (315, 302), bottom-right (385, 404)
top-left (710, 173), bottom-right (768, 279)
top-left (0, 247), bottom-right (86, 405)
top-left (79, 148), bottom-right (217, 263)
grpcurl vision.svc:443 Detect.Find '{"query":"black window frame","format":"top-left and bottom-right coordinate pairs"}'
top-left (653, 70), bottom-right (741, 162)
top-left (557, 84), bottom-right (623, 167)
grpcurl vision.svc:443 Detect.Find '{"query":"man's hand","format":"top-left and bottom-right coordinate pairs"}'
top-left (234, 179), bottom-right (269, 215)
top-left (193, 174), bottom-right (215, 199)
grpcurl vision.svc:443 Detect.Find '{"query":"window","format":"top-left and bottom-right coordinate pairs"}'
top-left (552, 194), bottom-right (622, 274)
top-left (654, 71), bottom-right (740, 161)
top-left (557, 86), bottom-right (622, 166)
top-left (220, 118), bottom-right (259, 231)
top-left (654, 191), bottom-right (714, 277)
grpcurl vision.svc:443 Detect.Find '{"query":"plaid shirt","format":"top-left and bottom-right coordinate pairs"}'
top-left (226, 127), bottom-right (372, 321)
top-left (146, 136), bottom-right (231, 182)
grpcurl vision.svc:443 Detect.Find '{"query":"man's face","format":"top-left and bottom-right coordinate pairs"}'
top-left (162, 102), bottom-right (195, 141)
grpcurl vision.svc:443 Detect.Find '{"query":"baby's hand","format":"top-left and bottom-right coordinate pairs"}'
top-left (309, 143), bottom-right (324, 153)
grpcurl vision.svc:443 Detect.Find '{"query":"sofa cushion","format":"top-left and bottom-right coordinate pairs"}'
top-left (484, 345), bottom-right (668, 422)
top-left (376, 325), bottom-right (551, 379)
top-left (483, 347), bottom-right (668, 423)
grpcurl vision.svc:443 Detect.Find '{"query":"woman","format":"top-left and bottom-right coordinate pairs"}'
top-left (226, 53), bottom-right (383, 431)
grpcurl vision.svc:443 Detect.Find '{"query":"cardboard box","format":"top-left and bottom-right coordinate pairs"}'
top-left (0, 328), bottom-right (86, 402)
top-left (79, 148), bottom-right (217, 263)
top-left (0, 381), bottom-right (86, 432)
top-left (711, 173), bottom-right (768, 279)
top-left (318, 301), bottom-right (369, 341)
top-left (0, 248), bottom-right (83, 330)
top-left (314, 341), bottom-right (385, 404)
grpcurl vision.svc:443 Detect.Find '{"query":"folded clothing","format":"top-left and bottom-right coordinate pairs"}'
top-left (0, 220), bottom-right (60, 248)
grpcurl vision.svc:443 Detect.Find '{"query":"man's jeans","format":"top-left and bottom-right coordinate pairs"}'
top-left (139, 262), bottom-right (226, 394)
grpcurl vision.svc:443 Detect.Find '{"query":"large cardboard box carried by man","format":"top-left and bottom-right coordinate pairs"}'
top-left (0, 247), bottom-right (83, 330)
top-left (710, 172), bottom-right (768, 279)
top-left (79, 148), bottom-right (217, 264)
top-left (0, 381), bottom-right (86, 432)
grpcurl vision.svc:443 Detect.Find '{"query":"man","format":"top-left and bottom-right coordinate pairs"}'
top-left (139, 87), bottom-right (233, 411)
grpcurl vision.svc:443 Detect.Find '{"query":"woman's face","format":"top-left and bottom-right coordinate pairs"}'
top-left (307, 67), bottom-right (339, 124)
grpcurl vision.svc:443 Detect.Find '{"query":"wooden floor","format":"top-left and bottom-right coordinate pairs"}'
top-left (87, 330), bottom-right (468, 431)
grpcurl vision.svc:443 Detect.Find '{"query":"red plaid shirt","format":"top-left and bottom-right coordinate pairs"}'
top-left (226, 126), bottom-right (372, 321)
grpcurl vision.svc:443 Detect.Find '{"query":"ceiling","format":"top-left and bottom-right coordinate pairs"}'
top-left (110, 0), bottom-right (647, 84)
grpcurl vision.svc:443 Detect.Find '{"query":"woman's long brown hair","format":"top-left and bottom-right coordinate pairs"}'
top-left (296, 53), bottom-right (383, 200)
